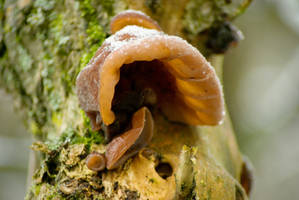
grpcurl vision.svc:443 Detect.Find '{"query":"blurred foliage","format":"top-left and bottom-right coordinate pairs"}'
top-left (224, 0), bottom-right (299, 199)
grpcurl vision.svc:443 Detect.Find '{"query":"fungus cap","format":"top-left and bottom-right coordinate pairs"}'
top-left (76, 11), bottom-right (224, 126)
top-left (86, 152), bottom-right (106, 172)
top-left (110, 9), bottom-right (161, 34)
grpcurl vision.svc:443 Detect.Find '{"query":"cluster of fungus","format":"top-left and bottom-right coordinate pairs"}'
top-left (76, 10), bottom-right (224, 171)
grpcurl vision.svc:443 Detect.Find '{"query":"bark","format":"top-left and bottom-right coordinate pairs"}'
top-left (0, 0), bottom-right (252, 199)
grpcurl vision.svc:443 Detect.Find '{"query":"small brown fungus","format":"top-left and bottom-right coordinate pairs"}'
top-left (76, 10), bottom-right (224, 127)
top-left (86, 152), bottom-right (106, 172)
top-left (105, 107), bottom-right (154, 170)
top-left (110, 10), bottom-right (161, 34)
top-left (85, 111), bottom-right (102, 131)
top-left (240, 157), bottom-right (254, 196)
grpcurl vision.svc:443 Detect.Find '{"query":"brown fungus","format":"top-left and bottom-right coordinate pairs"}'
top-left (105, 107), bottom-right (154, 170)
top-left (110, 10), bottom-right (161, 34)
top-left (76, 10), bottom-right (224, 127)
top-left (240, 157), bottom-right (254, 196)
top-left (86, 152), bottom-right (106, 172)
top-left (85, 111), bottom-right (102, 131)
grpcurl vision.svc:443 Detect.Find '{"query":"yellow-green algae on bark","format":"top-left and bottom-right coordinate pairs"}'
top-left (0, 0), bottom-right (251, 199)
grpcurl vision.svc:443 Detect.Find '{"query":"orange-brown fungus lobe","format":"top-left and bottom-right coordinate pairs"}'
top-left (240, 158), bottom-right (254, 196)
top-left (110, 10), bottom-right (161, 34)
top-left (76, 10), bottom-right (224, 127)
top-left (86, 152), bottom-right (106, 172)
top-left (105, 107), bottom-right (154, 169)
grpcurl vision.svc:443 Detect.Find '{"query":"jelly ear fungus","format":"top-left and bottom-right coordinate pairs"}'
top-left (76, 10), bottom-right (224, 170)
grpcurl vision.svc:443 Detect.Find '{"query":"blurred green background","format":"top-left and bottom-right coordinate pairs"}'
top-left (0, 0), bottom-right (299, 199)
top-left (224, 0), bottom-right (299, 199)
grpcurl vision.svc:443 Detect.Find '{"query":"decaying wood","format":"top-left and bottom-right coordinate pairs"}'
top-left (0, 0), bottom-right (252, 199)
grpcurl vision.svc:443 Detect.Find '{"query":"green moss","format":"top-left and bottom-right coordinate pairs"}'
top-left (26, 0), bottom-right (56, 28)
top-left (79, 45), bottom-right (98, 70)
top-left (26, 184), bottom-right (41, 199)
top-left (27, 8), bottom-right (45, 26)
top-left (51, 111), bottom-right (63, 128)
top-left (45, 128), bottom-right (75, 151)
top-left (86, 21), bottom-right (105, 45)
top-left (77, 0), bottom-right (107, 71)
top-left (26, 183), bottom-right (62, 200)
top-left (79, 0), bottom-right (97, 19)
top-left (49, 13), bottom-right (63, 39)
top-left (17, 45), bottom-right (33, 72)
top-left (79, 21), bottom-right (105, 69)
top-left (29, 129), bottom-right (105, 199)
top-left (79, 0), bottom-right (114, 19)
top-left (44, 122), bottom-right (104, 152)
top-left (47, 12), bottom-right (71, 58)
top-left (72, 130), bottom-right (104, 147)
top-left (100, 0), bottom-right (115, 15)
top-left (48, 91), bottom-right (62, 111)
top-left (30, 121), bottom-right (42, 136)
top-left (34, 0), bottom-right (55, 11)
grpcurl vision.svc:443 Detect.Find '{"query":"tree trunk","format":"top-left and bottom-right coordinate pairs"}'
top-left (0, 0), bottom-right (252, 199)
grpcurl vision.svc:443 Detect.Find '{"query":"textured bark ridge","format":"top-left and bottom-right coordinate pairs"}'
top-left (0, 0), bottom-right (252, 199)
